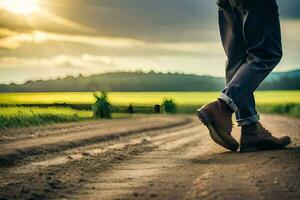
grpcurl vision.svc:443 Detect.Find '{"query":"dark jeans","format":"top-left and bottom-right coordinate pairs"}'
top-left (217, 0), bottom-right (282, 126)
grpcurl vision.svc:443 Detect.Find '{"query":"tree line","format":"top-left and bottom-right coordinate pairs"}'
top-left (0, 71), bottom-right (299, 92)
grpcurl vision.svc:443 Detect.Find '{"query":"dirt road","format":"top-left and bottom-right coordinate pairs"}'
top-left (0, 114), bottom-right (299, 200)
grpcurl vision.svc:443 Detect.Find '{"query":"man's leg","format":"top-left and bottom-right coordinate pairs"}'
top-left (196, 0), bottom-right (290, 152)
top-left (219, 0), bottom-right (282, 109)
top-left (220, 0), bottom-right (291, 152)
top-left (195, 0), bottom-right (246, 152)
top-left (217, 0), bottom-right (259, 126)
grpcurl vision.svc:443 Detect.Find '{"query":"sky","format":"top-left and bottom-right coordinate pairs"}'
top-left (0, 0), bottom-right (299, 84)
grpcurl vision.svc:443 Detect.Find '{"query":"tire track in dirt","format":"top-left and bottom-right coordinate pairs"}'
top-left (64, 125), bottom-right (206, 200)
top-left (0, 115), bottom-right (199, 199)
top-left (9, 122), bottom-right (200, 174)
top-left (0, 115), bottom-right (191, 166)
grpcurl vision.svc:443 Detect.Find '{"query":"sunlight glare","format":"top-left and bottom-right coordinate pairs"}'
top-left (0, 0), bottom-right (40, 15)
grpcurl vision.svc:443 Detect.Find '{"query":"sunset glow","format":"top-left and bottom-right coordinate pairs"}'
top-left (0, 0), bottom-right (40, 15)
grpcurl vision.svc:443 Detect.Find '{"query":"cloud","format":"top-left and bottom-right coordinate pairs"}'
top-left (0, 30), bottom-right (142, 49)
top-left (0, 0), bottom-right (299, 83)
top-left (0, 54), bottom-right (124, 83)
top-left (0, 54), bottom-right (118, 69)
top-left (0, 53), bottom-right (228, 84)
top-left (278, 0), bottom-right (300, 19)
top-left (0, 0), bottom-right (299, 43)
top-left (0, 0), bottom-right (219, 42)
top-left (0, 28), bottom-right (18, 38)
top-left (0, 30), bottom-right (224, 57)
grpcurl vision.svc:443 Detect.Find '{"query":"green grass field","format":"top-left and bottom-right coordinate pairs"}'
top-left (0, 91), bottom-right (299, 129)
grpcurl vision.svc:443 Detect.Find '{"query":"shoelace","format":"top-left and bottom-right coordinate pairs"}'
top-left (260, 124), bottom-right (272, 136)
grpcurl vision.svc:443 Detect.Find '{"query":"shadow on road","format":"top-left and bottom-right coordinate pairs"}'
top-left (191, 146), bottom-right (300, 165)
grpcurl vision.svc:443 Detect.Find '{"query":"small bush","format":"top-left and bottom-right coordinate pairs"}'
top-left (92, 91), bottom-right (112, 119)
top-left (162, 99), bottom-right (177, 114)
top-left (127, 104), bottom-right (134, 113)
top-left (289, 104), bottom-right (300, 117)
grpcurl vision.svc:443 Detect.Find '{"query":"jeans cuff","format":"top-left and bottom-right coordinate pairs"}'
top-left (218, 93), bottom-right (238, 112)
top-left (236, 114), bottom-right (260, 126)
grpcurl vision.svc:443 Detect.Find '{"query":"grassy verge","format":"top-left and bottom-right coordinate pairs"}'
top-left (0, 114), bottom-right (83, 130)
top-left (1, 102), bottom-right (299, 130)
top-left (166, 104), bottom-right (300, 118)
top-left (256, 104), bottom-right (300, 118)
top-left (174, 104), bottom-right (300, 118)
top-left (0, 106), bottom-right (130, 130)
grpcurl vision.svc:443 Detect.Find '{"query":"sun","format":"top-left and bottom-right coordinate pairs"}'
top-left (0, 0), bottom-right (40, 15)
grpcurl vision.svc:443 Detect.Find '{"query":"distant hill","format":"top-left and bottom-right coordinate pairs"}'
top-left (266, 69), bottom-right (300, 81)
top-left (0, 69), bottom-right (299, 92)
top-left (0, 72), bottom-right (225, 92)
top-left (260, 69), bottom-right (300, 90)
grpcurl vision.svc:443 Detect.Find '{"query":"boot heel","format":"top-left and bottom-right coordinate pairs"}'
top-left (196, 108), bottom-right (211, 125)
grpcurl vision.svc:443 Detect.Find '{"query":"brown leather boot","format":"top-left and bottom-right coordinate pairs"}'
top-left (240, 122), bottom-right (291, 152)
top-left (196, 99), bottom-right (239, 151)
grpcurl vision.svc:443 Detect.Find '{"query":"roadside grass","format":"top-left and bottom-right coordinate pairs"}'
top-left (0, 106), bottom-right (93, 118)
top-left (0, 106), bottom-right (129, 130)
top-left (170, 104), bottom-right (300, 118)
top-left (1, 104), bottom-right (299, 130)
top-left (0, 114), bottom-right (82, 130)
top-left (256, 103), bottom-right (300, 118)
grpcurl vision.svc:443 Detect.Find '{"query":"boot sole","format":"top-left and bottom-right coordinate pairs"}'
top-left (239, 146), bottom-right (260, 153)
top-left (196, 108), bottom-right (239, 151)
top-left (240, 140), bottom-right (292, 153)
